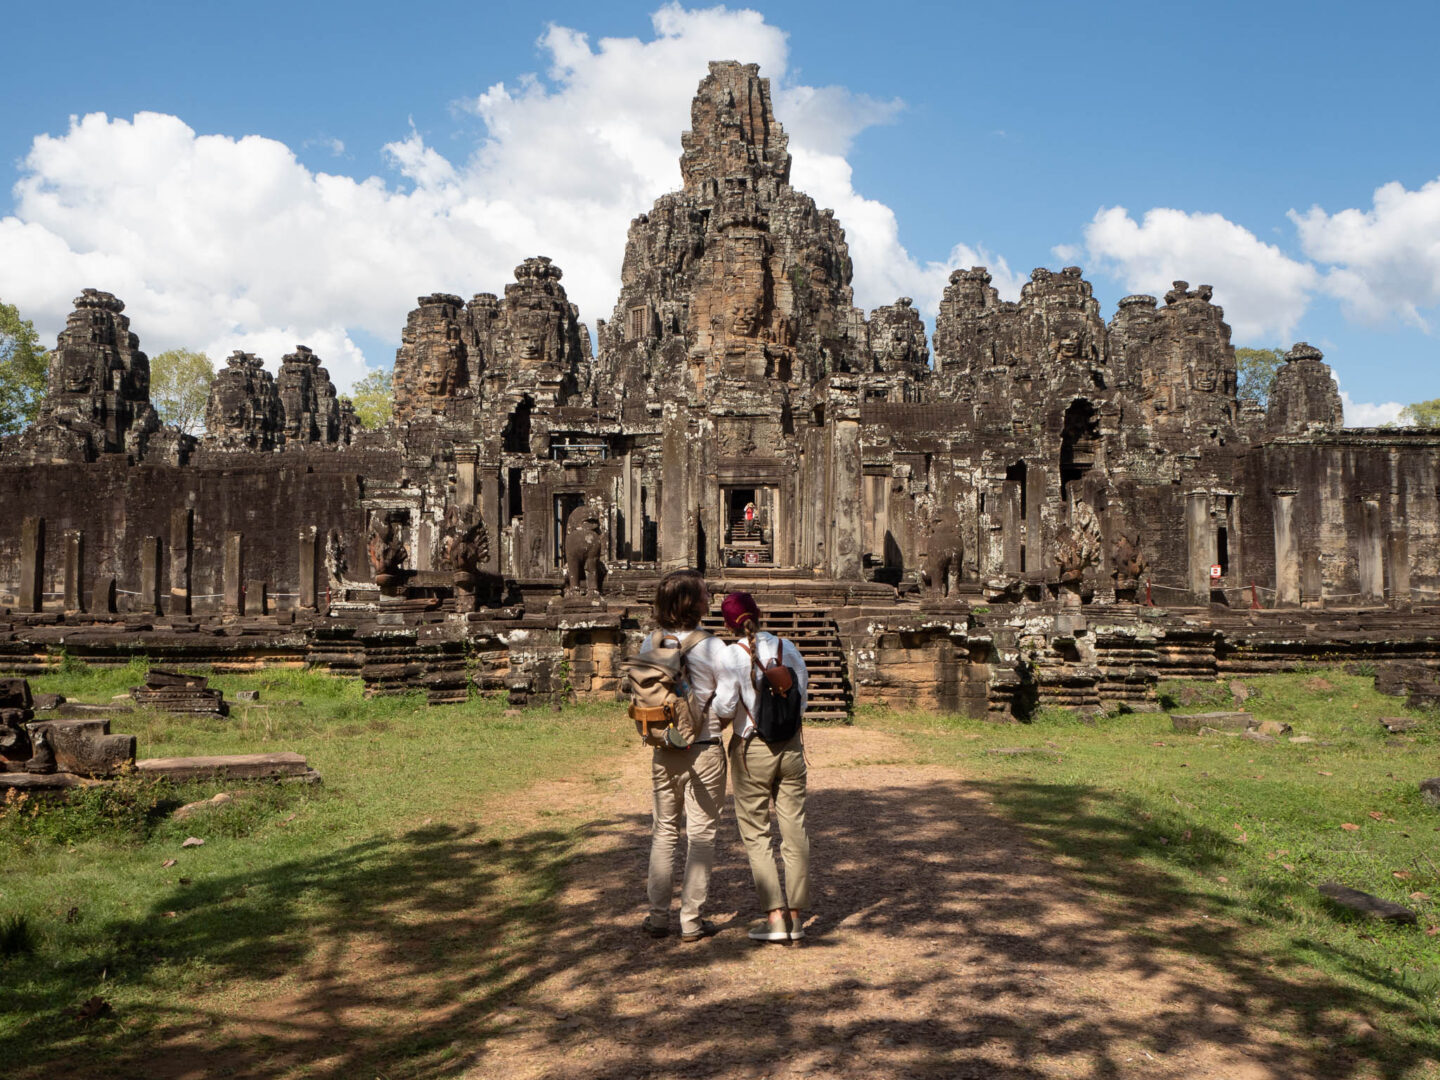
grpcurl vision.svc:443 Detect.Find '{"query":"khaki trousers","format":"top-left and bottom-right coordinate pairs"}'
top-left (729, 732), bottom-right (810, 913)
top-left (647, 741), bottom-right (728, 934)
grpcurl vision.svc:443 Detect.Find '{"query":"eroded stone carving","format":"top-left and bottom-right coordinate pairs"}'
top-left (205, 351), bottom-right (281, 449)
top-left (563, 502), bottom-right (605, 597)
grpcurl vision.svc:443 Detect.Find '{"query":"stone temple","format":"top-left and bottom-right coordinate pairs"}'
top-left (3, 61), bottom-right (1440, 718)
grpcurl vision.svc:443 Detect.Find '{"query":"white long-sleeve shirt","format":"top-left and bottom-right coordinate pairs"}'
top-left (638, 628), bottom-right (738, 741)
top-left (723, 632), bottom-right (808, 739)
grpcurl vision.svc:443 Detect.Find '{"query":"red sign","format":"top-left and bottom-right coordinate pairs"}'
top-left (1210, 564), bottom-right (1223, 580)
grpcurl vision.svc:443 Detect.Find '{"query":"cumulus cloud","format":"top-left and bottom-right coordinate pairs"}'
top-left (1291, 177), bottom-right (1440, 329)
top-left (0, 4), bottom-right (1008, 390)
top-left (1076, 206), bottom-right (1320, 343)
top-left (1339, 389), bottom-right (1404, 427)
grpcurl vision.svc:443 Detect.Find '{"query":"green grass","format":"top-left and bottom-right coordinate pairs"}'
top-left (0, 663), bottom-right (633, 1077)
top-left (861, 672), bottom-right (1440, 1074)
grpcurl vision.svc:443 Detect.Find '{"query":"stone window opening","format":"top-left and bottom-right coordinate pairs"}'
top-left (503, 395), bottom-right (533, 454)
top-left (628, 305), bottom-right (648, 341)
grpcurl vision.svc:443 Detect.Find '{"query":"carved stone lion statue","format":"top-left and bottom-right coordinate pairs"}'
top-left (563, 502), bottom-right (605, 597)
top-left (366, 511), bottom-right (408, 587)
top-left (1111, 528), bottom-right (1149, 584)
top-left (919, 508), bottom-right (964, 599)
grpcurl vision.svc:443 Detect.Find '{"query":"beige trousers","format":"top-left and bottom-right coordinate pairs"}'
top-left (729, 732), bottom-right (810, 913)
top-left (647, 741), bottom-right (728, 934)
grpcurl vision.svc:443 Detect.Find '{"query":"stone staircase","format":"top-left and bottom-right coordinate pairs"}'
top-left (700, 608), bottom-right (852, 722)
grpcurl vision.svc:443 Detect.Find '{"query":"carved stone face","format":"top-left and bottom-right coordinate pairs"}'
top-left (418, 348), bottom-right (453, 397)
top-left (513, 308), bottom-right (559, 365)
top-left (60, 349), bottom-right (95, 394)
top-left (1057, 332), bottom-right (1083, 361)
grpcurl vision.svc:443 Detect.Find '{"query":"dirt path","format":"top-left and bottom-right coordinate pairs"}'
top-left (465, 725), bottom-right (1299, 1080)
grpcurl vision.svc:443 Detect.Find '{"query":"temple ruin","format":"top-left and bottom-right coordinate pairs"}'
top-left (4, 61), bottom-right (1440, 717)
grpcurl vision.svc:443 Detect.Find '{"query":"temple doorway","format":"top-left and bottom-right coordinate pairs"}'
top-left (553, 492), bottom-right (584, 566)
top-left (722, 485), bottom-right (776, 567)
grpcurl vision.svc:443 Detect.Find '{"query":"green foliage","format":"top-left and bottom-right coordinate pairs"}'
top-left (148, 348), bottom-right (215, 434)
top-left (0, 299), bottom-right (49, 435)
top-left (347, 367), bottom-right (393, 429)
top-left (1399, 398), bottom-right (1440, 428)
top-left (1235, 346), bottom-right (1285, 409)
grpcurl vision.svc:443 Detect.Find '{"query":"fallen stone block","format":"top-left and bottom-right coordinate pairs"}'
top-left (1317, 882), bottom-right (1419, 924)
top-left (0, 771), bottom-right (99, 794)
top-left (25, 719), bottom-right (136, 778)
top-left (1171, 711), bottom-right (1254, 733)
top-left (235, 690), bottom-right (260, 702)
top-left (1196, 726), bottom-right (1239, 737)
top-left (136, 752), bottom-right (314, 782)
top-left (172, 792), bottom-right (238, 821)
top-left (1420, 778), bottom-right (1440, 808)
top-left (0, 678), bottom-right (32, 709)
top-left (1255, 720), bottom-right (1293, 736)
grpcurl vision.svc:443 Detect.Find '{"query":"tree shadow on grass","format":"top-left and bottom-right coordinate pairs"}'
top-left (4, 774), bottom-right (1437, 1079)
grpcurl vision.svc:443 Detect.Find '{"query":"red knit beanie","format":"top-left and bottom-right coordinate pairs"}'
top-left (721, 591), bottom-right (760, 633)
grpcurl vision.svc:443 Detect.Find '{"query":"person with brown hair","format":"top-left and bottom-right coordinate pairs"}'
top-left (720, 590), bottom-right (811, 942)
top-left (639, 569), bottom-right (737, 942)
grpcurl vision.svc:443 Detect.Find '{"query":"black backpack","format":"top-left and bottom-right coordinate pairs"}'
top-left (743, 637), bottom-right (803, 744)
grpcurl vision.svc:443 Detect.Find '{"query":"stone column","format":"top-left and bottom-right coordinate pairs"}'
top-left (479, 470), bottom-right (501, 575)
top-left (1273, 493), bottom-right (1299, 606)
top-left (224, 532), bottom-right (244, 613)
top-left (1001, 481), bottom-right (1022, 574)
top-left (455, 446), bottom-right (478, 509)
top-left (140, 537), bottom-right (163, 615)
top-left (1024, 464), bottom-right (1046, 577)
top-left (169, 508), bottom-right (193, 616)
top-left (244, 579), bottom-right (268, 616)
top-left (19, 516), bottom-right (43, 614)
top-left (1186, 492), bottom-right (1215, 602)
top-left (63, 530), bottom-right (84, 614)
top-left (660, 404), bottom-right (691, 572)
top-left (298, 528), bottom-right (319, 611)
top-left (1301, 550), bottom-right (1323, 608)
top-left (1388, 529), bottom-right (1411, 602)
top-left (1358, 499), bottom-right (1384, 602)
top-left (830, 417), bottom-right (864, 581)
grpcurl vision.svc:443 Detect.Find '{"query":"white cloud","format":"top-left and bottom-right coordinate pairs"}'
top-left (3, 4), bottom-right (996, 392)
top-left (1077, 206), bottom-right (1320, 343)
top-left (1339, 389), bottom-right (1404, 427)
top-left (1290, 177), bottom-right (1440, 329)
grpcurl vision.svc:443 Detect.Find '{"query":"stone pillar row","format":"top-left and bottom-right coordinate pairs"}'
top-left (14, 516), bottom-right (321, 617)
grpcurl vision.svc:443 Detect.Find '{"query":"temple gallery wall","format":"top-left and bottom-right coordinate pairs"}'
top-left (4, 61), bottom-right (1440, 721)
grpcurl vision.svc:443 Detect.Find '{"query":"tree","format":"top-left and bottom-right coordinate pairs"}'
top-left (1399, 398), bottom-right (1440, 427)
top-left (347, 367), bottom-right (393, 429)
top-left (149, 349), bottom-right (215, 434)
top-left (0, 299), bottom-right (50, 435)
top-left (1235, 347), bottom-right (1285, 410)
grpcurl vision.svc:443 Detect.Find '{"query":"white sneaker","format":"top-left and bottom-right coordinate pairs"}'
top-left (748, 917), bottom-right (790, 942)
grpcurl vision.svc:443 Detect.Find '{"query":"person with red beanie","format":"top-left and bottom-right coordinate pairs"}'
top-left (720, 590), bottom-right (811, 942)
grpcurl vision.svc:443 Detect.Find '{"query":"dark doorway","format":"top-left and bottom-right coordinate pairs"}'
top-left (503, 396), bottom-right (533, 454)
top-left (1060, 399), bottom-right (1099, 500)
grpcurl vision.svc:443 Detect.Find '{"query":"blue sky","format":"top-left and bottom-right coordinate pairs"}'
top-left (3, 1), bottom-right (1438, 421)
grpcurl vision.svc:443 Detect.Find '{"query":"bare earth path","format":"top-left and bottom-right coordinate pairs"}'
top-left (461, 725), bottom-right (1303, 1080)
